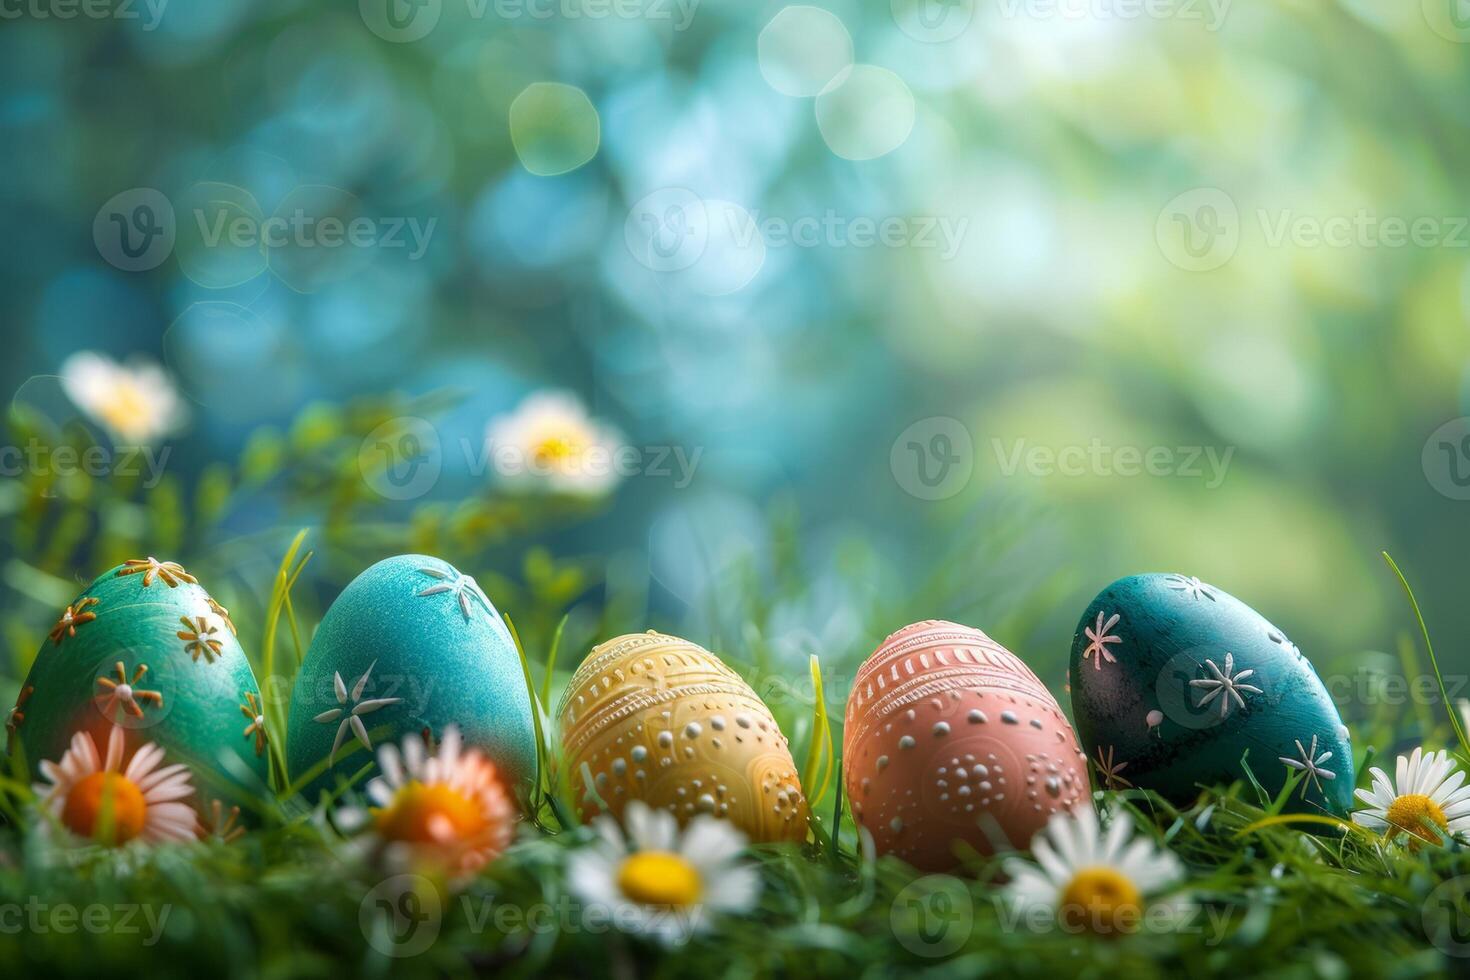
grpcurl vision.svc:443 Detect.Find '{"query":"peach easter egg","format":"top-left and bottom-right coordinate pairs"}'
top-left (558, 631), bottom-right (808, 842)
top-left (843, 620), bottom-right (1088, 870)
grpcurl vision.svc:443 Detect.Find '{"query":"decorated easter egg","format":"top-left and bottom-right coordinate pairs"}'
top-left (557, 631), bottom-right (808, 842)
top-left (843, 621), bottom-right (1089, 870)
top-left (285, 554), bottom-right (536, 802)
top-left (6, 558), bottom-right (270, 818)
top-left (1068, 573), bottom-right (1354, 814)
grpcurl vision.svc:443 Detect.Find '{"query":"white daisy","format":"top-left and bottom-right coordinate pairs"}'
top-left (485, 391), bottom-right (626, 497)
top-left (567, 801), bottom-right (760, 947)
top-left (59, 351), bottom-right (187, 445)
top-left (1352, 747), bottom-right (1470, 846)
top-left (337, 726), bottom-right (517, 876)
top-left (33, 725), bottom-right (197, 845)
top-left (1004, 806), bottom-right (1184, 936)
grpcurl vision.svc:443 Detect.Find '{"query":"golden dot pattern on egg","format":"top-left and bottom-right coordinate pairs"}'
top-left (844, 620), bottom-right (1089, 871)
top-left (558, 631), bottom-right (808, 843)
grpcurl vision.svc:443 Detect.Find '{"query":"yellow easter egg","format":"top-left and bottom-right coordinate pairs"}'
top-left (558, 631), bottom-right (808, 843)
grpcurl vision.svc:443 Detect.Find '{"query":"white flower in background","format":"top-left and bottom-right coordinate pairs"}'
top-left (33, 725), bottom-right (198, 845)
top-left (59, 351), bottom-right (187, 445)
top-left (1004, 806), bottom-right (1184, 936)
top-left (336, 726), bottom-right (517, 875)
top-left (485, 391), bottom-right (625, 497)
top-left (1352, 747), bottom-right (1470, 846)
top-left (568, 801), bottom-right (760, 946)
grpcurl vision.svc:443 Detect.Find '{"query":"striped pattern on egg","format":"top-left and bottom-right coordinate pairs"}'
top-left (843, 620), bottom-right (1088, 870)
top-left (558, 631), bottom-right (808, 843)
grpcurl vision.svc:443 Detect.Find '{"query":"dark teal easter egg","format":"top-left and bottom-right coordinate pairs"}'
top-left (6, 558), bottom-right (271, 819)
top-left (1068, 573), bottom-right (1354, 815)
top-left (284, 554), bottom-right (536, 802)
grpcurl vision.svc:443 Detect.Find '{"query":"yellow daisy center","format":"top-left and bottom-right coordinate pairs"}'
top-left (97, 380), bottom-right (152, 439)
top-left (616, 851), bottom-right (703, 907)
top-left (63, 772), bottom-right (146, 844)
top-left (1058, 866), bottom-right (1143, 936)
top-left (532, 433), bottom-right (588, 468)
top-left (374, 781), bottom-right (485, 844)
top-left (1385, 793), bottom-right (1449, 844)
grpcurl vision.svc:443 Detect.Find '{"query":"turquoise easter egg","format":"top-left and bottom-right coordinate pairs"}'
top-left (1068, 573), bottom-right (1354, 815)
top-left (285, 554), bottom-right (536, 803)
top-left (6, 558), bottom-right (271, 819)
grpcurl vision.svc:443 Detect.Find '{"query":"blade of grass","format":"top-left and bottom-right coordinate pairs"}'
top-left (505, 613), bottom-right (549, 818)
top-left (259, 532), bottom-right (310, 793)
top-left (541, 613), bottom-right (567, 708)
top-left (1382, 551), bottom-right (1470, 758)
top-left (801, 655), bottom-right (835, 810)
top-left (1236, 812), bottom-right (1373, 839)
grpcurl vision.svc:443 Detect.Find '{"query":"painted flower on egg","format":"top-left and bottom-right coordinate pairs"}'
top-left (1068, 573), bottom-right (1355, 815)
top-left (9, 559), bottom-right (271, 820)
top-left (285, 555), bottom-right (537, 803)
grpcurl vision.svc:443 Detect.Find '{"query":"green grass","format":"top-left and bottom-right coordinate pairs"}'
top-left (0, 777), bottom-right (1465, 979)
top-left (0, 415), bottom-right (1467, 978)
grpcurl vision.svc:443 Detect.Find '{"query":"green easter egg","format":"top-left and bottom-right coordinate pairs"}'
top-left (284, 554), bottom-right (536, 803)
top-left (6, 558), bottom-right (272, 822)
top-left (1069, 573), bottom-right (1354, 815)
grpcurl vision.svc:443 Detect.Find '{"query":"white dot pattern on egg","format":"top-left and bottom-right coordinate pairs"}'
top-left (558, 631), bottom-right (808, 843)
